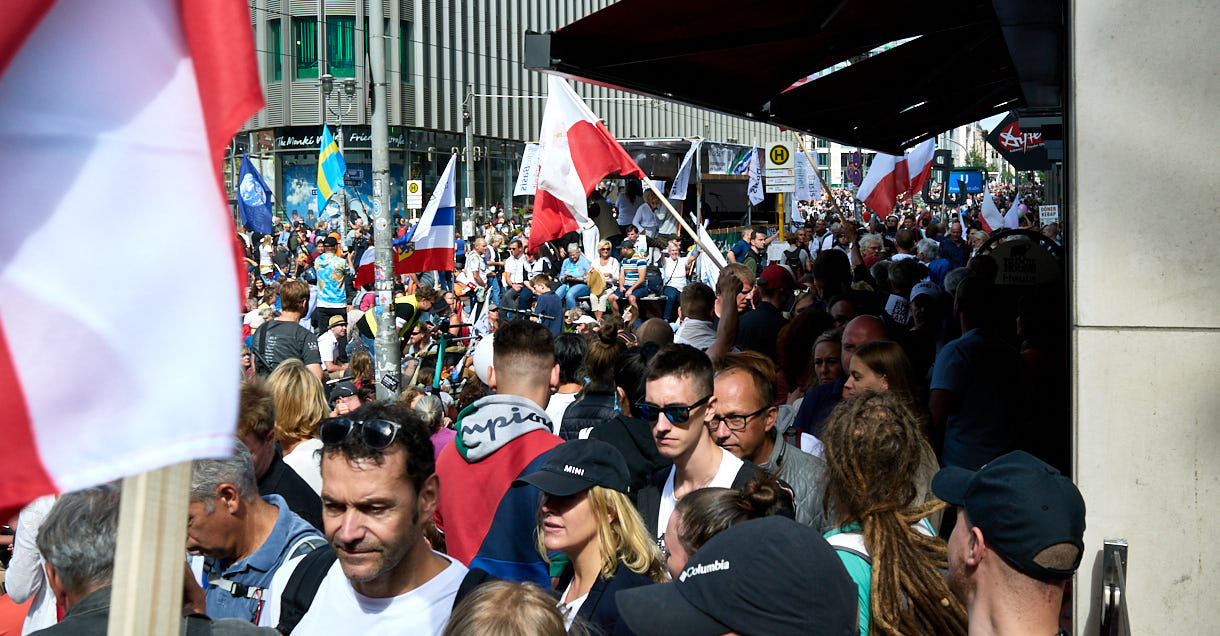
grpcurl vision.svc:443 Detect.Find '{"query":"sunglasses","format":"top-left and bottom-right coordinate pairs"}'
top-left (319, 417), bottom-right (401, 449)
top-left (636, 395), bottom-right (711, 424)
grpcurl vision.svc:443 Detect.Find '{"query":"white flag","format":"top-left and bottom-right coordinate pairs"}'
top-left (795, 152), bottom-right (822, 201)
top-left (669, 139), bottom-right (702, 200)
top-left (746, 148), bottom-right (764, 205)
top-left (1003, 193), bottom-right (1022, 229)
top-left (696, 220), bottom-right (726, 286)
top-left (979, 188), bottom-right (1005, 233)
top-left (513, 143), bottom-right (542, 196)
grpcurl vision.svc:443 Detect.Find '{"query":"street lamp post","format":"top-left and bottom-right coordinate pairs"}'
top-left (321, 73), bottom-right (357, 238)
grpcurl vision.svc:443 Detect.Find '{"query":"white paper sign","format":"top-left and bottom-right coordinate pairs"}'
top-left (1039, 204), bottom-right (1059, 225)
top-left (513, 143), bottom-right (542, 196)
top-left (795, 152), bottom-right (823, 201)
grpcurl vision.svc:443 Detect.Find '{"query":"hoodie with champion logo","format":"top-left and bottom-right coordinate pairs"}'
top-left (434, 394), bottom-right (561, 587)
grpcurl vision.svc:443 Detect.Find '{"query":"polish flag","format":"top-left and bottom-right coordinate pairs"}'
top-left (0, 0), bottom-right (261, 515)
top-left (529, 75), bottom-right (645, 252)
top-left (979, 188), bottom-right (1006, 233)
top-left (857, 139), bottom-right (936, 218)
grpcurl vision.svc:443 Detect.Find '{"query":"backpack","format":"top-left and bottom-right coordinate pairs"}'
top-left (276, 544), bottom-right (337, 635)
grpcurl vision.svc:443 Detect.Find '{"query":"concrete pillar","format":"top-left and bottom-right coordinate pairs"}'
top-left (1071, 0), bottom-right (1220, 632)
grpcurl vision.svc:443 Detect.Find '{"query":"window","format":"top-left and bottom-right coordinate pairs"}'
top-left (817, 152), bottom-right (829, 167)
top-left (327, 16), bottom-right (356, 78)
top-left (267, 19), bottom-right (281, 81)
top-left (400, 22), bottom-right (414, 84)
top-left (362, 18), bottom-right (391, 76)
top-left (293, 17), bottom-right (317, 79)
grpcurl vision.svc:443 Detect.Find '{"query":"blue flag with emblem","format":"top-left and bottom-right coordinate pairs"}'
top-left (316, 125), bottom-right (346, 215)
top-left (236, 153), bottom-right (274, 234)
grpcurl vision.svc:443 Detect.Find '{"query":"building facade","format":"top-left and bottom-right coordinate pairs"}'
top-left (234, 0), bottom-right (786, 223)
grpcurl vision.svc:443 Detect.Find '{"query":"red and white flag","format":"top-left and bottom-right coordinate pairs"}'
top-left (979, 187), bottom-right (1006, 233)
top-left (857, 139), bottom-right (935, 219)
top-left (529, 75), bottom-right (645, 252)
top-left (0, 0), bottom-right (261, 515)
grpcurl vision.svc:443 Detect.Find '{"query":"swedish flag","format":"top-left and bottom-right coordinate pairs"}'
top-left (316, 125), bottom-right (346, 215)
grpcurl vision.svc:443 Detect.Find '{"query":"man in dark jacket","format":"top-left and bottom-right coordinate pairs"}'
top-left (236, 379), bottom-right (323, 530)
top-left (632, 344), bottom-right (792, 542)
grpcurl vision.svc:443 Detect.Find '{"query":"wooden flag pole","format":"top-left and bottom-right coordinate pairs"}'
top-left (792, 132), bottom-right (850, 222)
top-left (107, 462), bottom-right (193, 636)
top-left (642, 178), bottom-right (722, 260)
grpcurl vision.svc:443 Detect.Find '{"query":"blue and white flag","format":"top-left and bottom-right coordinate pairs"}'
top-left (237, 153), bottom-right (274, 234)
top-left (317, 125), bottom-right (346, 214)
top-left (669, 139), bottom-right (703, 200)
top-left (730, 147), bottom-right (754, 175)
top-left (746, 148), bottom-right (764, 206)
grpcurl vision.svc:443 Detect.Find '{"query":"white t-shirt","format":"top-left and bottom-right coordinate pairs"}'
top-left (283, 438), bottom-right (323, 495)
top-left (558, 580), bottom-right (590, 631)
top-left (317, 330), bottom-right (339, 365)
top-left (503, 253), bottom-right (528, 284)
top-left (660, 255), bottom-right (690, 291)
top-left (633, 202), bottom-right (659, 235)
top-left (464, 252), bottom-right (488, 286)
top-left (545, 392), bottom-right (579, 435)
top-left (657, 448), bottom-right (743, 547)
top-left (594, 257), bottom-right (621, 286)
top-left (615, 193), bottom-right (642, 225)
top-left (291, 552), bottom-right (467, 636)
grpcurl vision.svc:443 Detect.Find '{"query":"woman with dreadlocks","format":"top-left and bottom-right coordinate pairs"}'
top-left (821, 390), bottom-right (967, 636)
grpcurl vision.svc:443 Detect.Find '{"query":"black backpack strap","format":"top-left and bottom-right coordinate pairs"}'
top-left (276, 544), bottom-right (336, 635)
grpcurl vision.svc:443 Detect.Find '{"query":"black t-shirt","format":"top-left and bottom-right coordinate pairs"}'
top-left (252, 320), bottom-right (321, 373)
top-left (356, 299), bottom-right (418, 339)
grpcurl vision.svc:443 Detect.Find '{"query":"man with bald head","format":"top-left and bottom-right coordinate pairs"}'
top-left (792, 315), bottom-right (887, 438)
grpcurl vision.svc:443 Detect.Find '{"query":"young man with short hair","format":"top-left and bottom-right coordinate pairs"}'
top-left (236, 379), bottom-right (323, 530)
top-left (934, 451), bottom-right (1085, 636)
top-left (529, 274), bottom-right (563, 336)
top-left (317, 314), bottom-right (348, 378)
top-left (634, 344), bottom-right (788, 545)
top-left (434, 320), bottom-right (562, 586)
top-left (250, 279), bottom-right (323, 380)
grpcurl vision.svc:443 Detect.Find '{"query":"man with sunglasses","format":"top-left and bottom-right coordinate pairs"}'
top-left (434, 319), bottom-right (563, 586)
top-left (711, 365), bottom-right (831, 531)
top-left (501, 238), bottom-right (532, 311)
top-left (632, 344), bottom-right (791, 544)
top-left (282, 402), bottom-right (467, 634)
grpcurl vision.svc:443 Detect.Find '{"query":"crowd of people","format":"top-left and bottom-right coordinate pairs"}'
top-left (0, 176), bottom-right (1083, 636)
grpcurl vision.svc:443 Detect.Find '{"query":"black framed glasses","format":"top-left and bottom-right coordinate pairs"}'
top-left (710, 405), bottom-right (771, 431)
top-left (636, 395), bottom-right (711, 424)
top-left (319, 417), bottom-right (401, 449)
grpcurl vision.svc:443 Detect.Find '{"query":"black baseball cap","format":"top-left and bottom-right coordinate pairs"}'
top-left (322, 236), bottom-right (338, 247)
top-left (512, 439), bottom-right (630, 496)
top-left (328, 380), bottom-right (357, 402)
top-left (616, 516), bottom-right (857, 636)
top-left (932, 451), bottom-right (1086, 579)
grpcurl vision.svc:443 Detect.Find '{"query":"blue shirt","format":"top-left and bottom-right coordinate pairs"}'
top-left (927, 257), bottom-right (952, 286)
top-left (559, 255), bottom-right (592, 281)
top-left (313, 252), bottom-right (349, 305)
top-left (202, 495), bottom-right (324, 622)
top-left (937, 238), bottom-right (970, 270)
top-left (930, 328), bottom-right (1026, 470)
top-left (620, 256), bottom-right (647, 287)
top-left (730, 239), bottom-right (750, 263)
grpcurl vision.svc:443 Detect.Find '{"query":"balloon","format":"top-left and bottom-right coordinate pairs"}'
top-left (1018, 203), bottom-right (1028, 213)
top-left (470, 333), bottom-right (496, 385)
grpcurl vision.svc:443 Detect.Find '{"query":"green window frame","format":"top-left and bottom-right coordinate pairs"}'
top-left (327, 16), bottom-right (356, 78)
top-left (267, 19), bottom-right (282, 81)
top-left (293, 17), bottom-right (317, 79)
top-left (362, 18), bottom-right (391, 76)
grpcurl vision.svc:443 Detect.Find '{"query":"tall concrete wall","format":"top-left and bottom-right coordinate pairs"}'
top-left (1071, 0), bottom-right (1220, 632)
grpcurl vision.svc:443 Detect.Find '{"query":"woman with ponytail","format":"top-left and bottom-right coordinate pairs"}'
top-left (661, 474), bottom-right (784, 579)
top-left (821, 390), bottom-right (967, 636)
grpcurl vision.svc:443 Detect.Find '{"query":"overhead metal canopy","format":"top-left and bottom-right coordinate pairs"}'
top-left (524, 0), bottom-right (1063, 154)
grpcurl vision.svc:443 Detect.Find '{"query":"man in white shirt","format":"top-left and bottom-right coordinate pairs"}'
top-left (463, 236), bottom-right (490, 315)
top-left (501, 238), bottom-right (532, 311)
top-left (673, 283), bottom-right (717, 351)
top-left (316, 315), bottom-right (348, 378)
top-left (284, 401), bottom-right (467, 634)
top-left (632, 344), bottom-right (790, 545)
top-left (632, 190), bottom-right (660, 237)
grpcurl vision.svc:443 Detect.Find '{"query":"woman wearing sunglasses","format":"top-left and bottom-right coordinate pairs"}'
top-left (513, 439), bottom-right (667, 635)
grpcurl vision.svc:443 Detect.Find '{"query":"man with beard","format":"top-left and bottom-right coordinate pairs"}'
top-left (278, 402), bottom-right (467, 634)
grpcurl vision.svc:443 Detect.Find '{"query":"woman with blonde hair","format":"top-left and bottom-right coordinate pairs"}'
top-left (513, 439), bottom-right (665, 634)
top-left (589, 238), bottom-right (620, 320)
top-left (267, 358), bottom-right (328, 493)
